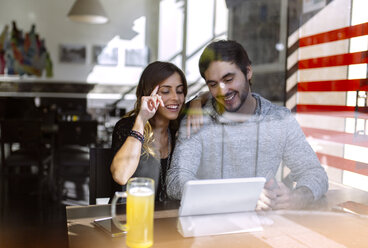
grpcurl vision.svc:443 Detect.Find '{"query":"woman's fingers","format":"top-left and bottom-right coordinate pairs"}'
top-left (138, 87), bottom-right (165, 121)
top-left (149, 86), bottom-right (164, 107)
top-left (193, 112), bottom-right (203, 131)
top-left (150, 85), bottom-right (159, 96)
top-left (186, 112), bottom-right (201, 138)
top-left (191, 118), bottom-right (199, 133)
top-left (156, 95), bottom-right (165, 107)
top-left (186, 115), bottom-right (192, 138)
top-left (187, 99), bottom-right (204, 133)
top-left (147, 98), bottom-right (156, 111)
top-left (141, 96), bottom-right (157, 114)
top-left (143, 95), bottom-right (162, 111)
top-left (186, 108), bottom-right (204, 138)
top-left (150, 95), bottom-right (163, 110)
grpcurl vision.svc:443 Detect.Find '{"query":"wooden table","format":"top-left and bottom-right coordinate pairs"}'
top-left (66, 186), bottom-right (368, 248)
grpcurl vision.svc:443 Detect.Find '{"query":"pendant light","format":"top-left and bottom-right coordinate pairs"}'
top-left (67, 0), bottom-right (108, 24)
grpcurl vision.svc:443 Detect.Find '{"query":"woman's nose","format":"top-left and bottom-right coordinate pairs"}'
top-left (170, 91), bottom-right (179, 100)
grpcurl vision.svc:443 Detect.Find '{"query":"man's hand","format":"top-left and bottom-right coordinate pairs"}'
top-left (272, 183), bottom-right (292, 209)
top-left (256, 179), bottom-right (314, 211)
top-left (256, 178), bottom-right (278, 211)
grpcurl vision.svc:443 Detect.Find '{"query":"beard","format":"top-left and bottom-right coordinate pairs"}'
top-left (222, 76), bottom-right (250, 113)
top-left (225, 90), bottom-right (248, 113)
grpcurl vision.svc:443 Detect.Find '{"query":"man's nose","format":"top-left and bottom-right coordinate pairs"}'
top-left (218, 82), bottom-right (227, 96)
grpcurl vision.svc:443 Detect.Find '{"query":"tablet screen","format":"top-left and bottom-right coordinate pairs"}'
top-left (179, 177), bottom-right (266, 216)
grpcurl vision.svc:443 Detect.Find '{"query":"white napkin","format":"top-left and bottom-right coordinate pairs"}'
top-left (177, 211), bottom-right (263, 237)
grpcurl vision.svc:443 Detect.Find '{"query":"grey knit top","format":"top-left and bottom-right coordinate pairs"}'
top-left (166, 93), bottom-right (328, 200)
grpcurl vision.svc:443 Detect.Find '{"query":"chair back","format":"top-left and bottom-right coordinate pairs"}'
top-left (57, 121), bottom-right (98, 147)
top-left (89, 147), bottom-right (115, 205)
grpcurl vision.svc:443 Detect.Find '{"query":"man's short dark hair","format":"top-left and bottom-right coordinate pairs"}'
top-left (199, 40), bottom-right (252, 82)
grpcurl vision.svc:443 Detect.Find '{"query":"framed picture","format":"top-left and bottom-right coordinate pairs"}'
top-left (59, 44), bottom-right (86, 64)
top-left (303, 0), bottom-right (326, 13)
top-left (93, 45), bottom-right (118, 66)
top-left (125, 47), bottom-right (149, 67)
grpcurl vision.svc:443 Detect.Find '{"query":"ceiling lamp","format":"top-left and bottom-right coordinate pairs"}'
top-left (67, 0), bottom-right (108, 24)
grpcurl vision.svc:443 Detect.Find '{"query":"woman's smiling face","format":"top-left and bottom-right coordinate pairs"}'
top-left (155, 72), bottom-right (185, 121)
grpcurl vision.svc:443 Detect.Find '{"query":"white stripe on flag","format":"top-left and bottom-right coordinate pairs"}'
top-left (299, 39), bottom-right (349, 60)
top-left (299, 66), bottom-right (348, 82)
top-left (297, 92), bottom-right (347, 106)
top-left (300, 0), bottom-right (351, 38)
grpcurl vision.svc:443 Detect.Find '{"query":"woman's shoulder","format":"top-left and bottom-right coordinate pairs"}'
top-left (111, 115), bottom-right (136, 151)
top-left (115, 115), bottom-right (136, 126)
top-left (114, 115), bottom-right (136, 130)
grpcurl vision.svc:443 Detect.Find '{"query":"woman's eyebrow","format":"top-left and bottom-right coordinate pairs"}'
top-left (159, 84), bottom-right (183, 89)
top-left (159, 85), bottom-right (171, 89)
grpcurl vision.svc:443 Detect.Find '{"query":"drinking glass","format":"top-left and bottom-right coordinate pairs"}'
top-left (111, 177), bottom-right (155, 248)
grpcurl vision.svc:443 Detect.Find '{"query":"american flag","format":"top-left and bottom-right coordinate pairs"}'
top-left (286, 0), bottom-right (368, 181)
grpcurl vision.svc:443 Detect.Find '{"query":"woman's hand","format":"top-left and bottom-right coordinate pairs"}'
top-left (111, 87), bottom-right (164, 186)
top-left (186, 98), bottom-right (203, 138)
top-left (138, 85), bottom-right (164, 123)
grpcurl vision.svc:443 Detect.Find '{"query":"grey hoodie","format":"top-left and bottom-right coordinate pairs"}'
top-left (166, 93), bottom-right (328, 200)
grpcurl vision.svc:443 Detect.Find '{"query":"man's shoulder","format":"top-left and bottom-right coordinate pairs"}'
top-left (266, 102), bottom-right (291, 117)
top-left (257, 95), bottom-right (292, 120)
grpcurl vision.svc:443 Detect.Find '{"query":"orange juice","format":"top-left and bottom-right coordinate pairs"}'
top-left (126, 187), bottom-right (154, 248)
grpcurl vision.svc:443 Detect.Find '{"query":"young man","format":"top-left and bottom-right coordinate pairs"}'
top-left (166, 40), bottom-right (328, 210)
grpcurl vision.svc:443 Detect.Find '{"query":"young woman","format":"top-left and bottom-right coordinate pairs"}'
top-left (110, 61), bottom-right (188, 202)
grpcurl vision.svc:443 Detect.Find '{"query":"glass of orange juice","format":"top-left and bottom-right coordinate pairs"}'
top-left (111, 177), bottom-right (155, 248)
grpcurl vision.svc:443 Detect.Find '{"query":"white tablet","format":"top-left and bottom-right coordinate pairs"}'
top-left (179, 177), bottom-right (266, 217)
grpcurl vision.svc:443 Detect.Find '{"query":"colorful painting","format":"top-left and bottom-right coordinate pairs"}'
top-left (0, 21), bottom-right (53, 77)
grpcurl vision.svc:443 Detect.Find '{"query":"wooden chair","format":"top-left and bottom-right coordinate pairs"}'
top-left (89, 147), bottom-right (115, 205)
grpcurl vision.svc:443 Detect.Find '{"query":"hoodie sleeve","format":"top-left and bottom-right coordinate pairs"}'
top-left (166, 116), bottom-right (202, 200)
top-left (282, 114), bottom-right (329, 200)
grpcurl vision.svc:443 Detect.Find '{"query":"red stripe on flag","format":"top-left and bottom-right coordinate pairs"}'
top-left (297, 79), bottom-right (368, 91)
top-left (299, 22), bottom-right (368, 47)
top-left (297, 104), bottom-right (355, 112)
top-left (302, 127), bottom-right (368, 147)
top-left (298, 51), bottom-right (368, 69)
top-left (297, 104), bottom-right (368, 119)
top-left (316, 152), bottom-right (368, 176)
